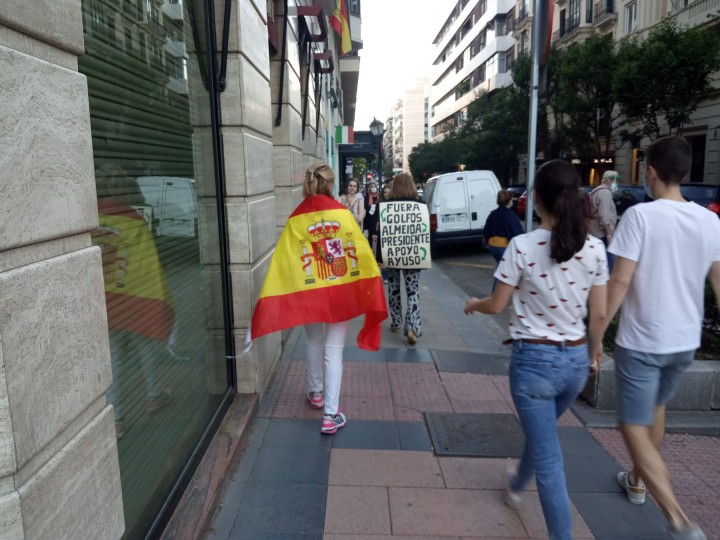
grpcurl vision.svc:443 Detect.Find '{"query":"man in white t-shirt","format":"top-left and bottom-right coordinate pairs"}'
top-left (606, 136), bottom-right (720, 540)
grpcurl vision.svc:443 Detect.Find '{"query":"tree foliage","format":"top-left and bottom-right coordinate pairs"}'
top-left (408, 20), bottom-right (720, 182)
top-left (614, 19), bottom-right (720, 142)
top-left (551, 33), bottom-right (619, 158)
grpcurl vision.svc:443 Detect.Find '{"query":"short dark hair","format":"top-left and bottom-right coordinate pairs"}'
top-left (646, 136), bottom-right (692, 185)
top-left (497, 189), bottom-right (513, 206)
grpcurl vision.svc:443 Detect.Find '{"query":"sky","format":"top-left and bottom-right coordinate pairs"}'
top-left (353, 0), bottom-right (457, 131)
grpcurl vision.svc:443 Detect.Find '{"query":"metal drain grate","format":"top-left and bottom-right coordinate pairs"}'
top-left (424, 412), bottom-right (524, 457)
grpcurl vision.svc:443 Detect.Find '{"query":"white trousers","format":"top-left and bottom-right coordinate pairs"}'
top-left (304, 321), bottom-right (349, 416)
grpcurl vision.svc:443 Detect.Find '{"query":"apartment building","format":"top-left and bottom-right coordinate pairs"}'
top-left (383, 115), bottom-right (394, 173)
top-left (0, 0), bottom-right (361, 538)
top-left (539, 0), bottom-right (720, 184)
top-left (428, 0), bottom-right (517, 141)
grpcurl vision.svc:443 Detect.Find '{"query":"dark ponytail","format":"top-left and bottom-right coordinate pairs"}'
top-left (534, 160), bottom-right (588, 263)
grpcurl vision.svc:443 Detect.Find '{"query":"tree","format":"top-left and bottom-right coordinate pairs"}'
top-left (614, 19), bottom-right (720, 142)
top-left (551, 33), bottom-right (620, 159)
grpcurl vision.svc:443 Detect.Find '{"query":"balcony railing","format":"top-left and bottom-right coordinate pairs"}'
top-left (593, 0), bottom-right (616, 26)
top-left (517, 6), bottom-right (529, 24)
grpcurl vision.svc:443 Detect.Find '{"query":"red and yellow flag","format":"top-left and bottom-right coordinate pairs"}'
top-left (94, 198), bottom-right (175, 341)
top-left (329, 0), bottom-right (352, 57)
top-left (251, 195), bottom-right (387, 350)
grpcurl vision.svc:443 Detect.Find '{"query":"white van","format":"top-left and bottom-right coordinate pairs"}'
top-left (424, 170), bottom-right (501, 250)
top-left (136, 176), bottom-right (197, 238)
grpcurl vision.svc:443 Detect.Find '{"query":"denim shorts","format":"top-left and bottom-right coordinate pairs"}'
top-left (614, 344), bottom-right (695, 425)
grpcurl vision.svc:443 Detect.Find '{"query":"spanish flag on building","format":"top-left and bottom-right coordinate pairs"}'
top-left (329, 0), bottom-right (352, 57)
top-left (251, 195), bottom-right (387, 350)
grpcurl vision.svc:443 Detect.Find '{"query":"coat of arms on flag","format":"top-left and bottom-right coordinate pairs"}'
top-left (250, 195), bottom-right (388, 350)
top-left (301, 220), bottom-right (360, 283)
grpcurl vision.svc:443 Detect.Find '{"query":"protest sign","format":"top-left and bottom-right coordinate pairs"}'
top-left (379, 201), bottom-right (432, 269)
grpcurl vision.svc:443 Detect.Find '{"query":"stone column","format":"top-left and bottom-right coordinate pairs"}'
top-left (217, 0), bottom-right (281, 394)
top-left (0, 1), bottom-right (124, 538)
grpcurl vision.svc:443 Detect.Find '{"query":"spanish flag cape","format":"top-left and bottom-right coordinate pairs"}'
top-left (94, 198), bottom-right (175, 341)
top-left (251, 195), bottom-right (388, 350)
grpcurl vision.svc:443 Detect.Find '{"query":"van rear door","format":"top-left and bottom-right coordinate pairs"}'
top-left (434, 173), bottom-right (470, 234)
top-left (468, 174), bottom-right (498, 232)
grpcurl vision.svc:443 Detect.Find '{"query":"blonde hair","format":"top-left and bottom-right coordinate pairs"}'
top-left (303, 160), bottom-right (336, 197)
top-left (390, 172), bottom-right (418, 199)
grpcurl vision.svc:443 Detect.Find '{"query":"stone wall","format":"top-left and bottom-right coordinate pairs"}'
top-left (0, 0), bottom-right (124, 538)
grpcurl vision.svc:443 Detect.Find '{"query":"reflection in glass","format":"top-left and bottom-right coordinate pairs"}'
top-left (79, 0), bottom-right (227, 537)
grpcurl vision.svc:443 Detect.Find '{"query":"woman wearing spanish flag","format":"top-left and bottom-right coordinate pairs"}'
top-left (251, 161), bottom-right (387, 434)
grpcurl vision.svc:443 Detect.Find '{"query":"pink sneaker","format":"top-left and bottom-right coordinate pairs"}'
top-left (321, 412), bottom-right (347, 434)
top-left (308, 391), bottom-right (324, 410)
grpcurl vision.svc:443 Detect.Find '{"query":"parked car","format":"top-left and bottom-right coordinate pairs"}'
top-left (425, 170), bottom-right (502, 251)
top-left (680, 183), bottom-right (720, 215)
top-left (506, 184), bottom-right (526, 214)
top-left (613, 184), bottom-right (650, 216)
top-left (516, 190), bottom-right (540, 222)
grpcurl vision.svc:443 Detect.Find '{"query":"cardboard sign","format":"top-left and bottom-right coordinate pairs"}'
top-left (379, 201), bottom-right (432, 269)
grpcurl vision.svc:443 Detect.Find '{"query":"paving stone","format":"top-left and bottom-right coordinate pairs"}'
top-left (384, 347), bottom-right (433, 363)
top-left (339, 396), bottom-right (396, 422)
top-left (324, 536), bottom-right (461, 540)
top-left (439, 457), bottom-right (535, 491)
top-left (263, 419), bottom-right (333, 449)
top-left (570, 492), bottom-right (667, 539)
top-left (228, 484), bottom-right (327, 537)
top-left (677, 494), bottom-right (720, 539)
top-left (563, 452), bottom-right (626, 494)
top-left (249, 444), bottom-right (330, 485)
top-left (330, 420), bottom-right (400, 450)
top-left (398, 421), bottom-right (433, 451)
top-left (559, 426), bottom-right (613, 457)
top-left (328, 449), bottom-right (444, 488)
top-left (394, 405), bottom-right (425, 422)
top-left (511, 489), bottom-right (594, 539)
top-left (433, 350), bottom-right (510, 375)
top-left (341, 345), bottom-right (387, 362)
top-left (388, 363), bottom-right (453, 413)
top-left (388, 487), bottom-right (527, 537)
top-left (340, 362), bottom-right (392, 397)
top-left (324, 486), bottom-right (390, 535)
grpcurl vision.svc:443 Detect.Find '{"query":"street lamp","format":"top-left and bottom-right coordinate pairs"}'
top-left (369, 117), bottom-right (384, 183)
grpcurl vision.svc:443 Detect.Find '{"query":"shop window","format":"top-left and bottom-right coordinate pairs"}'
top-left (78, 0), bottom-right (228, 537)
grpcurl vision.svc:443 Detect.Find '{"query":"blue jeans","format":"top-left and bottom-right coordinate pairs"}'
top-left (509, 341), bottom-right (590, 540)
top-left (487, 245), bottom-right (506, 291)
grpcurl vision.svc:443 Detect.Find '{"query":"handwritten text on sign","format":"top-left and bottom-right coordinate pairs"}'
top-left (379, 201), bottom-right (432, 269)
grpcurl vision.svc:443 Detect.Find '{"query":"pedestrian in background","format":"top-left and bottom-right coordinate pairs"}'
top-left (465, 160), bottom-right (608, 540)
top-left (339, 177), bottom-right (365, 228)
top-left (365, 182), bottom-right (392, 283)
top-left (605, 136), bottom-right (720, 540)
top-left (589, 170), bottom-right (619, 272)
top-left (381, 173), bottom-right (426, 345)
top-left (484, 189), bottom-right (524, 290)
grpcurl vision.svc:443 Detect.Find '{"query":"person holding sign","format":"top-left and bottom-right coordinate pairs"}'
top-left (378, 173), bottom-right (432, 345)
top-left (464, 160), bottom-right (608, 540)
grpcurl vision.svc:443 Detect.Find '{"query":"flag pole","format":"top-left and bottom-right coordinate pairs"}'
top-left (525, 0), bottom-right (543, 233)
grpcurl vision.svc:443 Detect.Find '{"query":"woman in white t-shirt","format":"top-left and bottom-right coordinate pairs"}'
top-left (464, 160), bottom-right (608, 540)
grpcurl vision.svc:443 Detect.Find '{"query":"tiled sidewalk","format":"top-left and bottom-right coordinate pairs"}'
top-left (204, 266), bottom-right (720, 540)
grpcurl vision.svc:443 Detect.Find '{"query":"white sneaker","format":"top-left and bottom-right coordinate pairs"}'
top-left (669, 523), bottom-right (707, 540)
top-left (504, 462), bottom-right (522, 509)
top-left (617, 471), bottom-right (646, 504)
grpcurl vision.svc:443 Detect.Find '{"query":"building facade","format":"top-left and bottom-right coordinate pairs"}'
top-left (428, 0), bottom-right (517, 141)
top-left (538, 0), bottom-right (720, 185)
top-left (0, 0), bottom-right (360, 538)
top-left (383, 79), bottom-right (431, 173)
